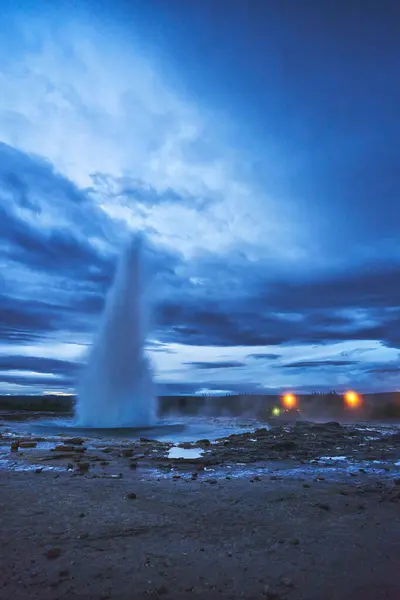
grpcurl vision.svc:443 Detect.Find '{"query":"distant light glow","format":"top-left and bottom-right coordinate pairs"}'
top-left (272, 406), bottom-right (281, 416)
top-left (344, 390), bottom-right (362, 409)
top-left (282, 393), bottom-right (297, 409)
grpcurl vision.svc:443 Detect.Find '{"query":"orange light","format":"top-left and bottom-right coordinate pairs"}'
top-left (282, 393), bottom-right (297, 409)
top-left (344, 390), bottom-right (362, 409)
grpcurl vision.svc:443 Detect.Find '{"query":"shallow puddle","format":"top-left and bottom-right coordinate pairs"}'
top-left (168, 446), bottom-right (203, 459)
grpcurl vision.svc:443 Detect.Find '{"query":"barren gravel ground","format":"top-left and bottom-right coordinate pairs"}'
top-left (1, 468), bottom-right (400, 600)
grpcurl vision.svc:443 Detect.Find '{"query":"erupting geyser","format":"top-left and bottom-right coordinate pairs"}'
top-left (76, 234), bottom-right (156, 428)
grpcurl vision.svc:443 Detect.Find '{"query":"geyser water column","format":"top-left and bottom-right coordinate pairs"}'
top-left (76, 234), bottom-right (156, 428)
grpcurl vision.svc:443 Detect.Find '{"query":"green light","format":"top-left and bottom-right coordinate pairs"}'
top-left (272, 407), bottom-right (281, 416)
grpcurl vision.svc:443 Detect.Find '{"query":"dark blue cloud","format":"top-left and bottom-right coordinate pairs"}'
top-left (0, 355), bottom-right (81, 375)
top-left (280, 360), bottom-right (358, 369)
top-left (184, 361), bottom-right (245, 370)
top-left (247, 353), bottom-right (281, 360)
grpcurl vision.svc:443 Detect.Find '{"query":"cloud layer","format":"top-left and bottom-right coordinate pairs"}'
top-left (0, 3), bottom-right (399, 394)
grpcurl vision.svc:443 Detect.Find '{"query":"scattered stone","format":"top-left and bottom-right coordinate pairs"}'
top-left (291, 538), bottom-right (300, 545)
top-left (303, 483), bottom-right (311, 488)
top-left (281, 577), bottom-right (293, 587)
top-left (77, 462), bottom-right (90, 472)
top-left (315, 502), bottom-right (331, 511)
top-left (67, 463), bottom-right (74, 471)
top-left (53, 445), bottom-right (84, 453)
top-left (59, 569), bottom-right (70, 578)
top-left (129, 461), bottom-right (138, 469)
top-left (197, 439), bottom-right (211, 447)
top-left (121, 449), bottom-right (134, 457)
top-left (178, 442), bottom-right (194, 449)
top-left (172, 475), bottom-right (181, 480)
top-left (45, 547), bottom-right (61, 560)
top-left (126, 492), bottom-right (137, 500)
top-left (79, 513), bottom-right (85, 518)
top-left (157, 585), bottom-right (168, 595)
top-left (270, 475), bottom-right (282, 481)
top-left (314, 476), bottom-right (325, 481)
top-left (264, 586), bottom-right (282, 599)
top-left (77, 532), bottom-right (89, 539)
top-left (205, 479), bottom-right (217, 485)
top-left (35, 467), bottom-right (43, 474)
top-left (393, 478), bottom-right (400, 486)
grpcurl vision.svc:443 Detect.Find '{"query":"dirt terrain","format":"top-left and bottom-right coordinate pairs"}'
top-left (1, 420), bottom-right (400, 600)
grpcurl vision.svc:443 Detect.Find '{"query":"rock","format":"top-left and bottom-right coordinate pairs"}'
top-left (291, 538), bottom-right (300, 545)
top-left (197, 439), bottom-right (211, 447)
top-left (45, 547), bottom-right (61, 560)
top-left (205, 479), bottom-right (217, 485)
top-left (315, 502), bottom-right (331, 511)
top-left (393, 478), bottom-right (400, 486)
top-left (77, 532), bottom-right (89, 539)
top-left (264, 586), bottom-right (281, 599)
top-left (281, 577), bottom-right (293, 587)
top-left (303, 483), bottom-right (311, 488)
top-left (126, 492), bottom-right (137, 499)
top-left (10, 441), bottom-right (19, 452)
top-left (121, 449), bottom-right (134, 457)
top-left (178, 442), bottom-right (194, 449)
top-left (157, 585), bottom-right (168, 595)
top-left (77, 462), bottom-right (90, 472)
top-left (35, 467), bottom-right (43, 474)
top-left (129, 461), bottom-right (138, 469)
top-left (314, 476), bottom-right (325, 481)
top-left (67, 463), bottom-right (74, 471)
top-left (270, 475), bottom-right (282, 481)
top-left (172, 475), bottom-right (181, 480)
top-left (271, 441), bottom-right (297, 451)
top-left (64, 438), bottom-right (84, 445)
top-left (20, 441), bottom-right (37, 448)
top-left (59, 569), bottom-right (70, 578)
top-left (53, 445), bottom-right (84, 453)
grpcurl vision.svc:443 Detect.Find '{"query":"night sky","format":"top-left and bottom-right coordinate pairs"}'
top-left (1, 0), bottom-right (399, 395)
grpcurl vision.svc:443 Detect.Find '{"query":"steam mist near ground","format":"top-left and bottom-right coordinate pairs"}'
top-left (1, 393), bottom-right (399, 424)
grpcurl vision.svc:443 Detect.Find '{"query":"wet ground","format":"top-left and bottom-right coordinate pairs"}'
top-left (1, 413), bottom-right (400, 483)
top-left (1, 413), bottom-right (400, 599)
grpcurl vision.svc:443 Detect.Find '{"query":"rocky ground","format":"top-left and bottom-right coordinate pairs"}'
top-left (1, 419), bottom-right (400, 599)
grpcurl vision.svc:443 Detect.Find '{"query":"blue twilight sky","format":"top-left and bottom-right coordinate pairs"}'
top-left (0, 0), bottom-right (399, 395)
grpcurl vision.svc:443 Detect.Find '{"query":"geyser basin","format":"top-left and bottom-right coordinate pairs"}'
top-left (76, 234), bottom-right (156, 428)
